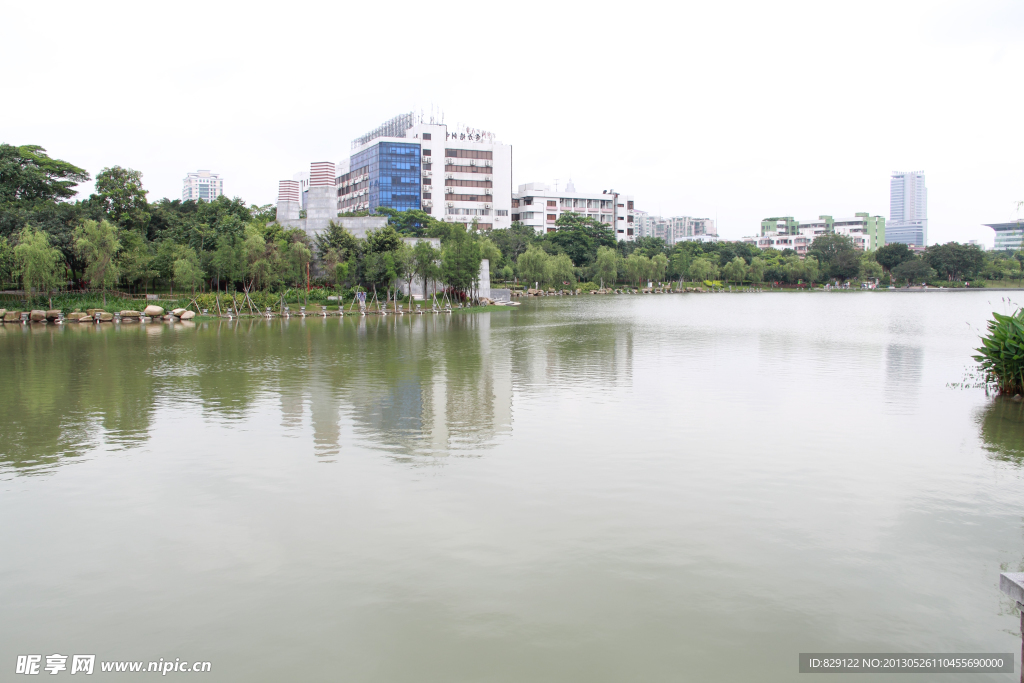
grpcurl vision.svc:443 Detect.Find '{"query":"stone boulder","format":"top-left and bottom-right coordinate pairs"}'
top-left (46, 310), bottom-right (61, 320)
top-left (179, 310), bottom-right (195, 320)
top-left (120, 310), bottom-right (141, 318)
top-left (3, 311), bottom-right (20, 322)
top-left (0, 308), bottom-right (5, 318)
top-left (30, 309), bottom-right (46, 321)
top-left (144, 305), bottom-right (164, 317)
top-left (171, 308), bottom-right (187, 317)
top-left (87, 308), bottom-right (105, 316)
top-left (98, 312), bottom-right (114, 322)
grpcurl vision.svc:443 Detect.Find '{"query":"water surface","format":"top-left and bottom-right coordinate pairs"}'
top-left (2, 292), bottom-right (1023, 681)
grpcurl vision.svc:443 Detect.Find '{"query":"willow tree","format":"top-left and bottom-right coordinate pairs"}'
top-left (74, 219), bottom-right (121, 306)
top-left (14, 225), bottom-right (62, 306)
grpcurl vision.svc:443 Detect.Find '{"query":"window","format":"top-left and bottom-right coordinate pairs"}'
top-left (497, 209), bottom-right (508, 216)
top-left (512, 213), bottom-right (520, 221)
top-left (422, 163), bottom-right (432, 170)
top-left (422, 149), bottom-right (431, 156)
top-left (422, 133), bottom-right (431, 140)
top-left (423, 193), bottom-right (432, 199)
top-left (617, 203), bottom-right (624, 208)
top-left (512, 199), bottom-right (520, 208)
top-left (444, 193), bottom-right (491, 202)
top-left (617, 216), bottom-right (624, 220)
top-left (523, 198), bottom-right (533, 205)
top-left (422, 178), bottom-right (432, 185)
top-left (627, 228), bottom-right (634, 235)
top-left (547, 214), bottom-right (556, 221)
top-left (627, 216), bottom-right (633, 223)
top-left (627, 201), bottom-right (634, 210)
top-left (547, 200), bottom-right (556, 207)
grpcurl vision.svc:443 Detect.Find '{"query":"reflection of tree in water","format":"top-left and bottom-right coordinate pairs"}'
top-left (0, 324), bottom-right (158, 475)
top-left (0, 308), bottom-right (640, 475)
top-left (978, 397), bottom-right (1024, 465)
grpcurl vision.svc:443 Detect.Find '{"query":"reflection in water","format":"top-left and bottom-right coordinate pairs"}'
top-left (884, 343), bottom-right (923, 411)
top-left (0, 311), bottom-right (638, 475)
top-left (977, 397), bottom-right (1024, 464)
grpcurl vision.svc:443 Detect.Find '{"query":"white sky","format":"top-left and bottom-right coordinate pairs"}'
top-left (3, 0), bottom-right (1021, 245)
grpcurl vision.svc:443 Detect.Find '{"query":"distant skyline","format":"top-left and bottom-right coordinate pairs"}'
top-left (3, 0), bottom-right (1021, 247)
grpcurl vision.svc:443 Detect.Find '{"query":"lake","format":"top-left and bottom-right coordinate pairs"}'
top-left (2, 292), bottom-right (1023, 681)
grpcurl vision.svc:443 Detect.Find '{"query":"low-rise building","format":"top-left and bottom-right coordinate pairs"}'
top-left (985, 222), bottom-right (1024, 252)
top-left (745, 213), bottom-right (885, 253)
top-left (511, 181), bottom-right (636, 241)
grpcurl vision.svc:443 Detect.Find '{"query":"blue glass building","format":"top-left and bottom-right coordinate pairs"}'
top-left (350, 142), bottom-right (421, 213)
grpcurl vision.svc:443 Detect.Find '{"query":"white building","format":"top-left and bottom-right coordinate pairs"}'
top-left (743, 214), bottom-right (882, 254)
top-left (634, 211), bottom-right (718, 244)
top-left (887, 171), bottom-right (927, 246)
top-left (337, 113), bottom-right (513, 231)
top-left (182, 170), bottom-right (223, 202)
top-left (511, 181), bottom-right (636, 241)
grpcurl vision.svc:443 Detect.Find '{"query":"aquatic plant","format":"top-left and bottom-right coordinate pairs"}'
top-left (974, 308), bottom-right (1024, 395)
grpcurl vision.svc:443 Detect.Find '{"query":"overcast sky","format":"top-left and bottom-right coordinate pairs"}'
top-left (4, 0), bottom-right (1021, 245)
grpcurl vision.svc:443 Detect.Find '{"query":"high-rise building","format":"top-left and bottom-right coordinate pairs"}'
top-left (887, 171), bottom-right (927, 246)
top-left (182, 170), bottom-right (224, 202)
top-left (984, 222), bottom-right (1024, 252)
top-left (511, 182), bottom-right (636, 241)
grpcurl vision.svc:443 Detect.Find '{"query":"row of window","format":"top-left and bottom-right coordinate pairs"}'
top-left (445, 164), bottom-right (490, 174)
top-left (446, 179), bottom-right (492, 188)
top-left (445, 149), bottom-right (493, 160)
top-left (445, 193), bottom-right (490, 202)
top-left (447, 208), bottom-right (491, 215)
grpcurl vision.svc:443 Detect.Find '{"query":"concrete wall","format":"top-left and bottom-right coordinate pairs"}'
top-left (305, 186), bottom-right (337, 237)
top-left (477, 258), bottom-right (490, 299)
top-left (277, 199), bottom-right (300, 222)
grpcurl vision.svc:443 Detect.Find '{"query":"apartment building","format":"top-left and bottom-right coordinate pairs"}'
top-left (634, 211), bottom-right (718, 244)
top-left (745, 213), bottom-right (886, 253)
top-left (182, 170), bottom-right (223, 202)
top-left (511, 181), bottom-right (636, 241)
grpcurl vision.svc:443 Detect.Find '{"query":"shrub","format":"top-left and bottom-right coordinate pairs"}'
top-left (974, 308), bottom-right (1024, 395)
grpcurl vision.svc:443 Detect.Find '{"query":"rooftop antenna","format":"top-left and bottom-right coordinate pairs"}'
top-left (555, 178), bottom-right (559, 193)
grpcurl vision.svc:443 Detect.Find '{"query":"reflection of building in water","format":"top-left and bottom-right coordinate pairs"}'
top-left (884, 344), bottom-right (923, 412)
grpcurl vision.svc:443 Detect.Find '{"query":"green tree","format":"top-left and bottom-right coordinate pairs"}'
top-left (624, 252), bottom-right (651, 287)
top-left (892, 258), bottom-right (936, 285)
top-left (173, 247), bottom-right (203, 298)
top-left (924, 242), bottom-right (985, 281)
top-left (722, 256), bottom-right (748, 283)
top-left (490, 221), bottom-right (536, 265)
top-left (441, 224), bottom-right (482, 295)
top-left (517, 244), bottom-right (550, 288)
top-left (687, 257), bottom-right (719, 283)
top-left (549, 252), bottom-right (576, 288)
top-left (14, 225), bottom-right (62, 305)
top-left (74, 219), bottom-right (121, 306)
top-left (749, 256), bottom-right (766, 283)
top-left (0, 144), bottom-right (89, 204)
top-left (117, 228), bottom-right (156, 293)
top-left (873, 243), bottom-right (913, 272)
top-left (809, 233), bottom-right (858, 281)
top-left (0, 235), bottom-right (16, 285)
top-left (211, 234), bottom-right (241, 291)
top-left (859, 256), bottom-right (883, 280)
top-left (547, 212), bottom-right (616, 267)
top-left (594, 245), bottom-right (617, 288)
top-left (94, 166), bottom-right (150, 234)
top-left (413, 239), bottom-right (441, 300)
top-left (651, 253), bottom-right (669, 283)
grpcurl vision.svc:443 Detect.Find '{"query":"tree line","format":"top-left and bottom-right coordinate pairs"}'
top-left (2, 144), bottom-right (1020, 307)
